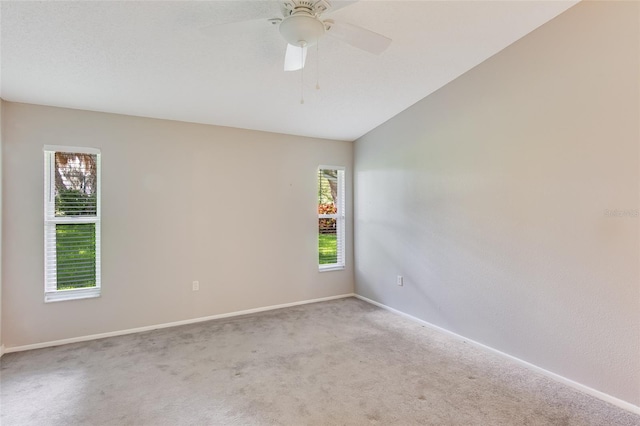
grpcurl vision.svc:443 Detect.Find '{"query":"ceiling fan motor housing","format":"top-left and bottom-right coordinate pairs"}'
top-left (279, 0), bottom-right (330, 47)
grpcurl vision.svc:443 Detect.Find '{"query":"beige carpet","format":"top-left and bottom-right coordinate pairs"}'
top-left (1, 297), bottom-right (638, 425)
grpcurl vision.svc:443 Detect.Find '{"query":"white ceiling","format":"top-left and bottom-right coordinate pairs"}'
top-left (1, 0), bottom-right (578, 141)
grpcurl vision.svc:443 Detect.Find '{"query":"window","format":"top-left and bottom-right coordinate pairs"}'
top-left (44, 146), bottom-right (101, 302)
top-left (318, 166), bottom-right (345, 270)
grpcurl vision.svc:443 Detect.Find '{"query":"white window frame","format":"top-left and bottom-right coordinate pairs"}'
top-left (44, 145), bottom-right (101, 302)
top-left (318, 166), bottom-right (345, 272)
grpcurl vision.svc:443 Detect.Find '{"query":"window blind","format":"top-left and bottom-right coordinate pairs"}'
top-left (44, 147), bottom-right (101, 302)
top-left (318, 167), bottom-right (345, 270)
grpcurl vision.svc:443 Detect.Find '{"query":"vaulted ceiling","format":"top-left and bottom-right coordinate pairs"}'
top-left (1, 1), bottom-right (578, 141)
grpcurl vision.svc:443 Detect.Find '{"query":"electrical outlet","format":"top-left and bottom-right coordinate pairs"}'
top-left (192, 281), bottom-right (200, 291)
top-left (397, 275), bottom-right (404, 286)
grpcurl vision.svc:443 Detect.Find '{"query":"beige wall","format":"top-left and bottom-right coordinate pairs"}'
top-left (2, 102), bottom-right (353, 348)
top-left (0, 99), bottom-right (3, 353)
top-left (354, 1), bottom-right (639, 406)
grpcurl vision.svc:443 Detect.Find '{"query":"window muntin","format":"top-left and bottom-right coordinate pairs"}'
top-left (318, 167), bottom-right (345, 270)
top-left (44, 146), bottom-right (101, 302)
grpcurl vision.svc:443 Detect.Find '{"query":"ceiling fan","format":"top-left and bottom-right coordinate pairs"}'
top-left (201, 0), bottom-right (392, 71)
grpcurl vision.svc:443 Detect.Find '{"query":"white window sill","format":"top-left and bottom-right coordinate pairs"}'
top-left (45, 287), bottom-right (101, 303)
top-left (319, 265), bottom-right (345, 272)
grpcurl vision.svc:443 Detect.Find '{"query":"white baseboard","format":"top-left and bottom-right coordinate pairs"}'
top-left (0, 344), bottom-right (5, 358)
top-left (4, 293), bottom-right (355, 354)
top-left (354, 294), bottom-right (640, 416)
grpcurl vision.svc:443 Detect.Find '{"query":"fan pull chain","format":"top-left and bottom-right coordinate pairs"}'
top-left (300, 57), bottom-right (304, 105)
top-left (316, 41), bottom-right (320, 90)
top-left (300, 42), bottom-right (306, 105)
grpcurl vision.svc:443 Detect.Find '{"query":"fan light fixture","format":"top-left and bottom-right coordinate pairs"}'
top-left (279, 14), bottom-right (325, 47)
top-left (200, 0), bottom-right (393, 103)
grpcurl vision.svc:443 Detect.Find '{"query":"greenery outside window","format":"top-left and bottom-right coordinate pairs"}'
top-left (44, 146), bottom-right (101, 302)
top-left (318, 166), bottom-right (345, 271)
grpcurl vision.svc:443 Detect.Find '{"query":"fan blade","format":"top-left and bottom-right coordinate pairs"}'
top-left (284, 44), bottom-right (308, 71)
top-left (326, 21), bottom-right (391, 55)
top-left (200, 18), bottom-right (274, 38)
